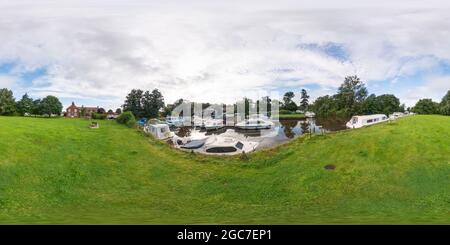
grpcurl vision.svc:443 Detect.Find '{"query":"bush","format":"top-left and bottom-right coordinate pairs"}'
top-left (92, 112), bottom-right (107, 120)
top-left (126, 117), bottom-right (136, 128)
top-left (117, 111), bottom-right (136, 127)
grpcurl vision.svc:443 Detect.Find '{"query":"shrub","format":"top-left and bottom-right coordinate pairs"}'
top-left (92, 112), bottom-right (107, 120)
top-left (117, 111), bottom-right (136, 127)
top-left (126, 116), bottom-right (136, 128)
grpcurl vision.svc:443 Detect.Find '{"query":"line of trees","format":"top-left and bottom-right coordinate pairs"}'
top-left (123, 89), bottom-right (165, 119)
top-left (412, 90), bottom-right (450, 115)
top-left (310, 76), bottom-right (405, 118)
top-left (0, 88), bottom-right (63, 117)
top-left (121, 78), bottom-right (449, 120)
top-left (280, 89), bottom-right (310, 113)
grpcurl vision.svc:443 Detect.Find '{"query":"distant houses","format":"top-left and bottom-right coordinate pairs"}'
top-left (65, 102), bottom-right (99, 118)
top-left (65, 101), bottom-right (119, 119)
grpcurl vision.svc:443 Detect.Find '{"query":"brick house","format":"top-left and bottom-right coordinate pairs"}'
top-left (65, 102), bottom-right (99, 118)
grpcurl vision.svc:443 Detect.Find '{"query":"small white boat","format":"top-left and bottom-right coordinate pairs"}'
top-left (201, 135), bottom-right (259, 155)
top-left (166, 116), bottom-right (184, 127)
top-left (235, 118), bottom-right (274, 130)
top-left (305, 111), bottom-right (316, 118)
top-left (144, 123), bottom-right (175, 139)
top-left (346, 114), bottom-right (388, 129)
top-left (172, 130), bottom-right (209, 149)
top-left (389, 112), bottom-right (405, 120)
top-left (204, 119), bottom-right (224, 130)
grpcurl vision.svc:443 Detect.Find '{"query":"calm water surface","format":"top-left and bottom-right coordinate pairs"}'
top-left (174, 118), bottom-right (347, 150)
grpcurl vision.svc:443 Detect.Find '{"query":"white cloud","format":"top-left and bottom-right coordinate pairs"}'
top-left (0, 0), bottom-right (449, 108)
top-left (400, 75), bottom-right (450, 106)
top-left (0, 75), bottom-right (16, 88)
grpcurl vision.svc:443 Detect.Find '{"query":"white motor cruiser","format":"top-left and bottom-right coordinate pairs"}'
top-left (201, 135), bottom-right (259, 155)
top-left (172, 130), bottom-right (209, 150)
top-left (144, 123), bottom-right (175, 140)
top-left (235, 118), bottom-right (274, 130)
top-left (204, 119), bottom-right (224, 130)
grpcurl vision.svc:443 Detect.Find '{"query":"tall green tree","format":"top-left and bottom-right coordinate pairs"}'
top-left (375, 94), bottom-right (401, 115)
top-left (123, 89), bottom-right (144, 118)
top-left (439, 90), bottom-right (450, 115)
top-left (413, 99), bottom-right (439, 114)
top-left (299, 89), bottom-right (310, 111)
top-left (31, 99), bottom-right (42, 116)
top-left (40, 95), bottom-right (63, 117)
top-left (361, 94), bottom-right (379, 114)
top-left (142, 89), bottom-right (165, 118)
top-left (282, 91), bottom-right (297, 111)
top-left (310, 95), bottom-right (337, 117)
top-left (16, 93), bottom-right (34, 115)
top-left (115, 108), bottom-right (122, 114)
top-left (163, 98), bottom-right (184, 117)
top-left (335, 75), bottom-right (368, 116)
top-left (0, 88), bottom-right (16, 115)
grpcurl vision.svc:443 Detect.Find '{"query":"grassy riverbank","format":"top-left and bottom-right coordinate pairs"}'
top-left (276, 113), bottom-right (305, 119)
top-left (0, 115), bottom-right (449, 224)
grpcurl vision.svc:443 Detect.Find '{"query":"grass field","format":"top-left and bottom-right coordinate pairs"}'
top-left (0, 115), bottom-right (449, 224)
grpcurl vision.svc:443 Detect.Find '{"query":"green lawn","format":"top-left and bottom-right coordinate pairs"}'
top-left (0, 115), bottom-right (449, 224)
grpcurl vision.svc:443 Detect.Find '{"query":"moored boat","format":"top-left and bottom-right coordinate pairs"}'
top-left (201, 135), bottom-right (259, 155)
top-left (144, 123), bottom-right (175, 139)
top-left (346, 114), bottom-right (388, 129)
top-left (235, 118), bottom-right (274, 130)
top-left (204, 119), bottom-right (224, 130)
top-left (305, 111), bottom-right (316, 118)
top-left (166, 116), bottom-right (184, 127)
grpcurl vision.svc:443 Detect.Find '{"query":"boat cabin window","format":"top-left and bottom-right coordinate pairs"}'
top-left (367, 119), bottom-right (373, 123)
top-left (235, 141), bottom-right (244, 150)
top-left (206, 147), bottom-right (237, 153)
top-left (352, 117), bottom-right (358, 124)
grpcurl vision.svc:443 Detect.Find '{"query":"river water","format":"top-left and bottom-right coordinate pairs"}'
top-left (173, 117), bottom-right (347, 150)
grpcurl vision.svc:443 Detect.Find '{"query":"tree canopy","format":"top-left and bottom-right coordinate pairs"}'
top-left (299, 89), bottom-right (309, 111)
top-left (123, 89), bottom-right (144, 118)
top-left (142, 89), bottom-right (165, 118)
top-left (16, 93), bottom-right (34, 115)
top-left (412, 99), bottom-right (440, 114)
top-left (0, 88), bottom-right (16, 115)
top-left (335, 75), bottom-right (368, 116)
top-left (123, 88), bottom-right (165, 119)
top-left (40, 95), bottom-right (63, 117)
top-left (282, 91), bottom-right (297, 111)
top-left (440, 90), bottom-right (450, 115)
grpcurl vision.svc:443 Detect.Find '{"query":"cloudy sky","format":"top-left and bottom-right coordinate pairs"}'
top-left (1, 0), bottom-right (450, 110)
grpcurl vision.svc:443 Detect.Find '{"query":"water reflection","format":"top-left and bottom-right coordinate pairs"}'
top-left (282, 120), bottom-right (298, 139)
top-left (173, 117), bottom-right (347, 149)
